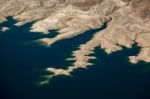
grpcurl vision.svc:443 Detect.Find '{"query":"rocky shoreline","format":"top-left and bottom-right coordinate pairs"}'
top-left (0, 0), bottom-right (150, 83)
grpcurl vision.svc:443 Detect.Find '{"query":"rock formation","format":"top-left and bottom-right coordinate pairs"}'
top-left (0, 0), bottom-right (150, 84)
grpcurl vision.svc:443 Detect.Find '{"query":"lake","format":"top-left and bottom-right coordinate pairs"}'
top-left (0, 17), bottom-right (150, 99)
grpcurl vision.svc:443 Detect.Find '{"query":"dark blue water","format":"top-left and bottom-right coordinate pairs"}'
top-left (0, 17), bottom-right (150, 99)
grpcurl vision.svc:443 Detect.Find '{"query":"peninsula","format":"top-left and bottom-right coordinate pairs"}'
top-left (0, 0), bottom-right (150, 84)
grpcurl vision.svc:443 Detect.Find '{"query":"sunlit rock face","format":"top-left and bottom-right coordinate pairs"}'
top-left (0, 0), bottom-right (150, 84)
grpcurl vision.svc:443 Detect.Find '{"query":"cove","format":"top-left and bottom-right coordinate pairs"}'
top-left (0, 17), bottom-right (150, 99)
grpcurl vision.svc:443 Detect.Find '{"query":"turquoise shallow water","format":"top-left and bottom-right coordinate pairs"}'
top-left (0, 17), bottom-right (150, 99)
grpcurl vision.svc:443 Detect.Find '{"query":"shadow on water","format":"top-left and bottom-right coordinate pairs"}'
top-left (0, 17), bottom-right (150, 99)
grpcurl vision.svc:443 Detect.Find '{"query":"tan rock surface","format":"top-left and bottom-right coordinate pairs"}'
top-left (0, 0), bottom-right (150, 83)
top-left (0, 27), bottom-right (9, 32)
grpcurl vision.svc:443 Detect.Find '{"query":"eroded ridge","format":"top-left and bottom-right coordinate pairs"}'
top-left (0, 0), bottom-right (150, 84)
top-left (39, 0), bottom-right (150, 83)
